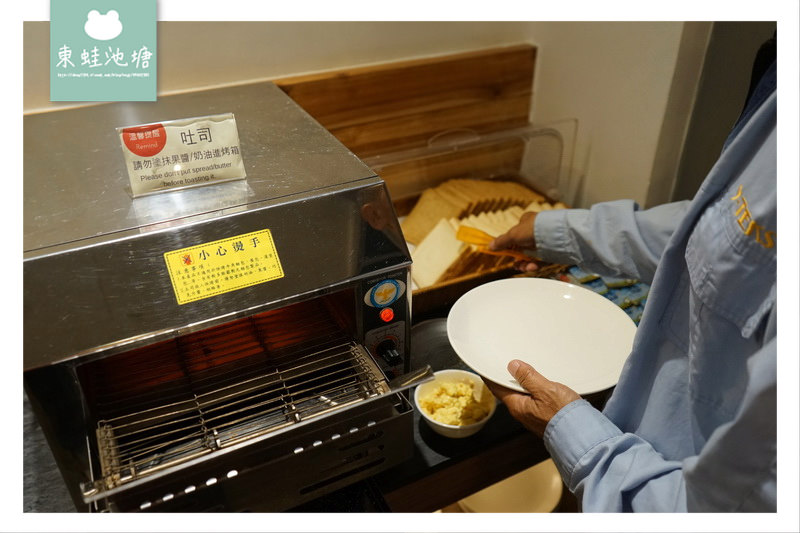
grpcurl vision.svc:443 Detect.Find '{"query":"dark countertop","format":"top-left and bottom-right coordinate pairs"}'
top-left (23, 393), bottom-right (76, 513)
top-left (22, 394), bottom-right (562, 513)
top-left (374, 398), bottom-right (550, 512)
top-left (371, 316), bottom-right (610, 512)
top-left (370, 316), bottom-right (550, 511)
top-left (22, 390), bottom-right (547, 513)
top-left (22, 316), bottom-right (609, 513)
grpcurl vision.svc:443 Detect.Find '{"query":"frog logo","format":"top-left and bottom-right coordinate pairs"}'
top-left (84, 10), bottom-right (123, 41)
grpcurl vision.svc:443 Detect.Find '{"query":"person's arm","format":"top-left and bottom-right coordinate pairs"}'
top-left (491, 199), bottom-right (691, 284)
top-left (488, 335), bottom-right (777, 512)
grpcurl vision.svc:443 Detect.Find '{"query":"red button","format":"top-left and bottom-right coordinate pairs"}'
top-left (379, 307), bottom-right (394, 322)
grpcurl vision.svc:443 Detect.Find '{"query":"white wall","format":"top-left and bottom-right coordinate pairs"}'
top-left (524, 22), bottom-right (697, 206)
top-left (24, 21), bottom-right (534, 111)
top-left (25, 21), bottom-right (700, 207)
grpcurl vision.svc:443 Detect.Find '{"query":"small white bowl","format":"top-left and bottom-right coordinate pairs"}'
top-left (413, 369), bottom-right (497, 438)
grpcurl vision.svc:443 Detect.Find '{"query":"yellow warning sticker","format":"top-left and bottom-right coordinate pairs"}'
top-left (164, 229), bottom-right (284, 305)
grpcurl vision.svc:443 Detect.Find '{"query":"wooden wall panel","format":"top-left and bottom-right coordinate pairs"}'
top-left (276, 45), bottom-right (536, 158)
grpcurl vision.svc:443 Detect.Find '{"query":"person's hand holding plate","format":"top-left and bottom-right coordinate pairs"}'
top-left (484, 359), bottom-right (581, 437)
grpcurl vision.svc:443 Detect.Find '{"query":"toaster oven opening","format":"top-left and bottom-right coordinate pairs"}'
top-left (76, 289), bottom-right (391, 493)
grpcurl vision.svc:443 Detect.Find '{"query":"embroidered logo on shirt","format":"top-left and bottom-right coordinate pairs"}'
top-left (730, 185), bottom-right (775, 249)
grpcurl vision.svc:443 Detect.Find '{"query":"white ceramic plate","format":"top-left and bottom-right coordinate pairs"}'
top-left (446, 278), bottom-right (637, 395)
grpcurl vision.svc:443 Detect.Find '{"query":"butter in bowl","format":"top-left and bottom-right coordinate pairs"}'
top-left (414, 369), bottom-right (497, 438)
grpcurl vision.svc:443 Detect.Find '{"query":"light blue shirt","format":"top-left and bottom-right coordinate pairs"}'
top-left (532, 72), bottom-right (776, 511)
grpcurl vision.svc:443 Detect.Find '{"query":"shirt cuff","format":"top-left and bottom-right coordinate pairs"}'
top-left (533, 209), bottom-right (577, 265)
top-left (543, 399), bottom-right (623, 487)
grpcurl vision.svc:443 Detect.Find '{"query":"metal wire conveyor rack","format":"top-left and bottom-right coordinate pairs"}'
top-left (86, 300), bottom-right (390, 490)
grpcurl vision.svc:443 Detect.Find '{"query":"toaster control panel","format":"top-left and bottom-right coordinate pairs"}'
top-left (365, 322), bottom-right (406, 373)
top-left (376, 338), bottom-right (402, 367)
top-left (362, 272), bottom-right (409, 376)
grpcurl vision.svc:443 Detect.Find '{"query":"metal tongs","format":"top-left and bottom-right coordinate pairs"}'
top-left (388, 365), bottom-right (435, 391)
top-left (455, 225), bottom-right (532, 262)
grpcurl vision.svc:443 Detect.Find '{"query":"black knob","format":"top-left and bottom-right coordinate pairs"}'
top-left (376, 339), bottom-right (402, 367)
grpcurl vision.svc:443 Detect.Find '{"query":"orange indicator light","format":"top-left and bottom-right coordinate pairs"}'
top-left (379, 307), bottom-right (394, 322)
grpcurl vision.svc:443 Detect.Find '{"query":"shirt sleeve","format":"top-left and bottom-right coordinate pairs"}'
top-left (543, 336), bottom-right (777, 512)
top-left (533, 199), bottom-right (691, 284)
